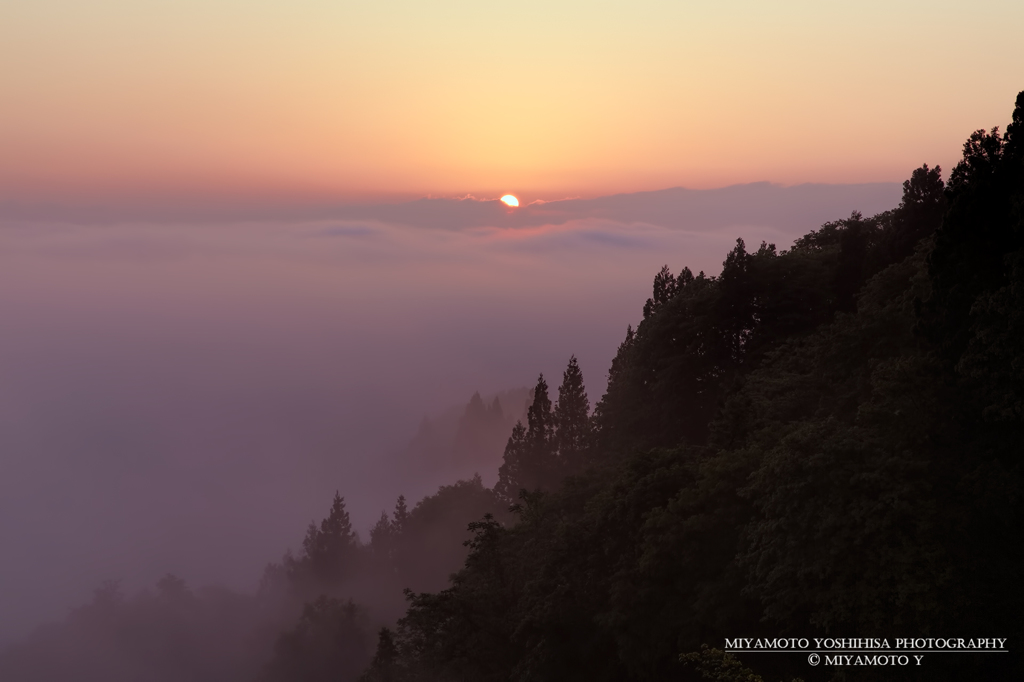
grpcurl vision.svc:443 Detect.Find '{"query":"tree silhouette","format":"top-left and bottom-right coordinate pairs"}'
top-left (360, 628), bottom-right (401, 682)
top-left (643, 265), bottom-right (681, 318)
top-left (877, 163), bottom-right (945, 265)
top-left (494, 421), bottom-right (527, 504)
top-left (524, 374), bottom-right (554, 459)
top-left (392, 495), bottom-right (409, 535)
top-left (553, 355), bottom-right (591, 476)
top-left (290, 491), bottom-right (359, 592)
top-left (495, 375), bottom-right (556, 501)
top-left (382, 94), bottom-right (1024, 682)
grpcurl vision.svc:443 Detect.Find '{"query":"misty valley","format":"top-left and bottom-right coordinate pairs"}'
top-left (1, 94), bottom-right (1022, 682)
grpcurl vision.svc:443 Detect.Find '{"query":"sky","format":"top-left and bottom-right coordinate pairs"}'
top-left (0, 0), bottom-right (1021, 652)
top-left (2, 0), bottom-right (1023, 203)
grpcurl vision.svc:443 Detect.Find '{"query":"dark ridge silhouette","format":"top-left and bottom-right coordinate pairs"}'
top-left (372, 91), bottom-right (1024, 682)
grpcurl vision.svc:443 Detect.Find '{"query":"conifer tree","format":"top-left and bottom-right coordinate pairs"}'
top-left (488, 396), bottom-right (504, 422)
top-left (553, 355), bottom-right (591, 475)
top-left (296, 491), bottom-right (359, 589)
top-left (643, 265), bottom-right (679, 318)
top-left (591, 324), bottom-right (638, 453)
top-left (453, 391), bottom-right (497, 463)
top-left (494, 421), bottom-right (527, 504)
top-left (525, 374), bottom-right (554, 453)
top-left (360, 628), bottom-right (401, 682)
top-left (464, 391), bottom-right (486, 421)
top-left (391, 495), bottom-right (409, 535)
top-left (524, 374), bottom-right (555, 490)
top-left (495, 374), bottom-right (558, 501)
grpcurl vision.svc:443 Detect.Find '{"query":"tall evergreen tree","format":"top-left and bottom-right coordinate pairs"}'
top-left (553, 355), bottom-right (591, 475)
top-left (360, 628), bottom-right (401, 682)
top-left (494, 421), bottom-right (528, 504)
top-left (453, 391), bottom-right (497, 463)
top-left (643, 265), bottom-right (680, 318)
top-left (464, 391), bottom-right (486, 421)
top-left (392, 495), bottom-right (409, 535)
top-left (293, 492), bottom-right (359, 591)
top-left (319, 492), bottom-right (357, 559)
top-left (523, 374), bottom-right (555, 491)
top-left (591, 325), bottom-right (635, 445)
top-left (489, 396), bottom-right (504, 421)
top-left (525, 374), bottom-right (554, 454)
top-left (495, 374), bottom-right (557, 501)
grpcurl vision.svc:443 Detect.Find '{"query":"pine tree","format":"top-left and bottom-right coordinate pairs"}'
top-left (591, 324), bottom-right (637, 452)
top-left (296, 491), bottom-right (359, 590)
top-left (392, 495), bottom-right (409, 535)
top-left (553, 356), bottom-right (591, 476)
top-left (523, 374), bottom-right (555, 491)
top-left (495, 375), bottom-right (557, 502)
top-left (320, 492), bottom-right (356, 555)
top-left (360, 628), bottom-right (401, 682)
top-left (525, 374), bottom-right (554, 455)
top-left (453, 391), bottom-right (490, 463)
top-left (643, 265), bottom-right (680, 318)
top-left (494, 421), bottom-right (527, 504)
top-left (488, 396), bottom-right (504, 422)
top-left (465, 391), bottom-right (486, 420)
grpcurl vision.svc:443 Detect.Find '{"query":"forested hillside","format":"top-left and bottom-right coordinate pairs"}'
top-left (363, 92), bottom-right (1024, 682)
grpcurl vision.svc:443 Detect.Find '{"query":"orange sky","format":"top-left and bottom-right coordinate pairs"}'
top-left (2, 0), bottom-right (1022, 203)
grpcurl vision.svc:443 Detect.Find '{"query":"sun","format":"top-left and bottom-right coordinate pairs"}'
top-left (500, 194), bottom-right (519, 207)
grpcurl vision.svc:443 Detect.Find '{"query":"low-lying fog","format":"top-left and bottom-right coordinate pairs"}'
top-left (0, 182), bottom-right (899, 647)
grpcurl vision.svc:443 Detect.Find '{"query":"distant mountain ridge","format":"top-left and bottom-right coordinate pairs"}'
top-left (1, 182), bottom-right (901, 233)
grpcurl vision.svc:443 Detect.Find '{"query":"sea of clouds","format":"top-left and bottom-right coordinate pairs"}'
top-left (0, 182), bottom-right (900, 646)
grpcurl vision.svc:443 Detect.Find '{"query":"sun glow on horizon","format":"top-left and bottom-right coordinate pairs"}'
top-left (500, 195), bottom-right (519, 207)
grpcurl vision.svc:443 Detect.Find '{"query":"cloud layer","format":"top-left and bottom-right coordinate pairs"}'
top-left (0, 181), bottom-right (900, 646)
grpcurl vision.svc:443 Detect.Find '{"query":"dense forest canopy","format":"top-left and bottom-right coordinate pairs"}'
top-left (2, 92), bottom-right (1021, 682)
top-left (371, 91), bottom-right (1024, 682)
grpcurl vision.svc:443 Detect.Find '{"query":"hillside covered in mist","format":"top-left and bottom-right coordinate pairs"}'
top-left (3, 92), bottom-right (1022, 682)
top-left (360, 92), bottom-right (1022, 682)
